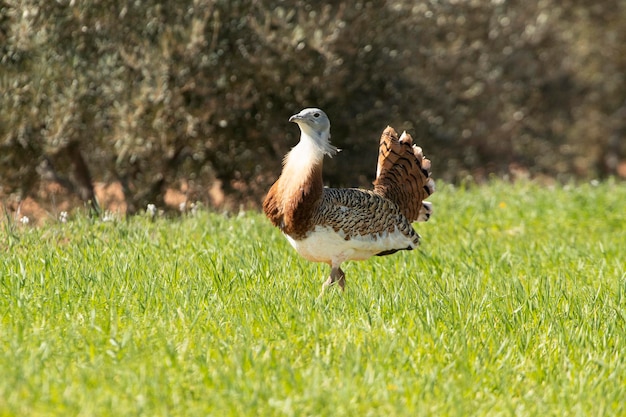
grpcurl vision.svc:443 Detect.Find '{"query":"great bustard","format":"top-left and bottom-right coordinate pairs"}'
top-left (263, 108), bottom-right (434, 293)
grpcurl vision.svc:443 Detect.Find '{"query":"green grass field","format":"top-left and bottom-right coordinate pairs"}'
top-left (2, 180), bottom-right (625, 416)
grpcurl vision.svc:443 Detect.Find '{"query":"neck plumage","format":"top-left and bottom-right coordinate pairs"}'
top-left (263, 132), bottom-right (326, 239)
top-left (282, 132), bottom-right (326, 190)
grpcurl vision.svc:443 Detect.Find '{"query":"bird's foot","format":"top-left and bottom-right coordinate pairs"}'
top-left (319, 267), bottom-right (345, 296)
top-left (337, 269), bottom-right (345, 291)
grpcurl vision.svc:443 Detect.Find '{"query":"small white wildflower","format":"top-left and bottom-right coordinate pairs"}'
top-left (178, 201), bottom-right (192, 213)
top-left (59, 211), bottom-right (68, 223)
top-left (146, 204), bottom-right (157, 217)
top-left (20, 216), bottom-right (30, 225)
top-left (102, 211), bottom-right (115, 222)
top-left (190, 202), bottom-right (200, 216)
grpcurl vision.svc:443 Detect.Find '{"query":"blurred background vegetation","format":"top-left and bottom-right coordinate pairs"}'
top-left (1, 0), bottom-right (625, 219)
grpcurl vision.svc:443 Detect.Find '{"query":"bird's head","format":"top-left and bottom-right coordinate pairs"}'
top-left (289, 108), bottom-right (338, 157)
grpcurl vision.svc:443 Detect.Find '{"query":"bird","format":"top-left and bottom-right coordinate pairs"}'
top-left (263, 108), bottom-right (434, 293)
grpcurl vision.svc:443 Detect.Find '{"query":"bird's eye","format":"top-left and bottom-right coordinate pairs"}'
top-left (314, 112), bottom-right (320, 118)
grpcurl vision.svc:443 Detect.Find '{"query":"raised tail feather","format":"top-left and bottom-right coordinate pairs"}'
top-left (373, 126), bottom-right (435, 222)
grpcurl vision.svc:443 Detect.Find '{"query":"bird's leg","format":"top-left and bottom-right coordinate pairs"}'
top-left (336, 267), bottom-right (346, 290)
top-left (320, 265), bottom-right (346, 295)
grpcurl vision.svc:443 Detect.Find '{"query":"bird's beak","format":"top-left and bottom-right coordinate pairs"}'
top-left (289, 114), bottom-right (302, 123)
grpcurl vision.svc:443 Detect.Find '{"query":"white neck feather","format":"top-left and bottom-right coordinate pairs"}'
top-left (298, 125), bottom-right (338, 158)
top-left (283, 132), bottom-right (325, 177)
top-left (280, 122), bottom-right (338, 187)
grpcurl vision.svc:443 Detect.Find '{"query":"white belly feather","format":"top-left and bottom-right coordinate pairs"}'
top-left (284, 225), bottom-right (414, 265)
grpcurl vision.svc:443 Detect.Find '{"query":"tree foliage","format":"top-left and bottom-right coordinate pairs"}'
top-left (1, 0), bottom-right (625, 213)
